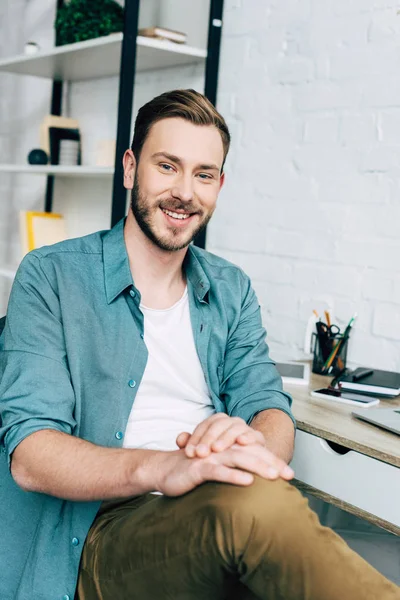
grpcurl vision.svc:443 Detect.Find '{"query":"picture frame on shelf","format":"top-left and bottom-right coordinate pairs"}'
top-left (49, 127), bottom-right (81, 166)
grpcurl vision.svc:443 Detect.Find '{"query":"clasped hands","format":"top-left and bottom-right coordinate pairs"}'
top-left (175, 413), bottom-right (294, 482)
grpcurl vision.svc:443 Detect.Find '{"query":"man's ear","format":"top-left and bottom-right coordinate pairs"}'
top-left (123, 149), bottom-right (137, 190)
top-left (219, 171), bottom-right (225, 191)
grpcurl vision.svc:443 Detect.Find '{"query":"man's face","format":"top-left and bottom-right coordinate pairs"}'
top-left (124, 117), bottom-right (225, 251)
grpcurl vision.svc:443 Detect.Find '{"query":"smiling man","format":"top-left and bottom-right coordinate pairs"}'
top-left (0, 90), bottom-right (399, 600)
top-left (128, 125), bottom-right (221, 251)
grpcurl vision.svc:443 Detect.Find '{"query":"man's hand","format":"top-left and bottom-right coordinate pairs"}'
top-left (176, 413), bottom-right (266, 458)
top-left (153, 443), bottom-right (294, 497)
top-left (174, 413), bottom-right (294, 485)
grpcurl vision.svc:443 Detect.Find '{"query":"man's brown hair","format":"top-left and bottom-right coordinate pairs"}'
top-left (131, 89), bottom-right (231, 172)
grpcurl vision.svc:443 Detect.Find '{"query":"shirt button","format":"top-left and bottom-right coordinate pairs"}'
top-left (130, 289), bottom-right (136, 298)
top-left (71, 537), bottom-right (79, 546)
top-left (140, 333), bottom-right (144, 339)
top-left (115, 431), bottom-right (123, 440)
top-left (128, 379), bottom-right (136, 388)
top-left (62, 595), bottom-right (70, 600)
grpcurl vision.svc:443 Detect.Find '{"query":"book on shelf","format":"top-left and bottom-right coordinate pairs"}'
top-left (338, 367), bottom-right (400, 398)
top-left (138, 26), bottom-right (187, 44)
top-left (19, 211), bottom-right (68, 255)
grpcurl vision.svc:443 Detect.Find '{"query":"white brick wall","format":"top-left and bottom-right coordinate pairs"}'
top-left (207, 0), bottom-right (400, 371)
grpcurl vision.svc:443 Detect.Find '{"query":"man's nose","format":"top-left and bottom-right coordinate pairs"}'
top-left (170, 173), bottom-right (194, 203)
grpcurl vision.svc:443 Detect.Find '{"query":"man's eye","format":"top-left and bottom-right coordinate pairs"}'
top-left (160, 163), bottom-right (173, 171)
top-left (198, 173), bottom-right (212, 180)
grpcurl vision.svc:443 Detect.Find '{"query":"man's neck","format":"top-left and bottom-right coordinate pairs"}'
top-left (124, 212), bottom-right (188, 309)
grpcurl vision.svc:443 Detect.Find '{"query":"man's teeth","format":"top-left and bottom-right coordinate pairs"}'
top-left (163, 209), bottom-right (191, 220)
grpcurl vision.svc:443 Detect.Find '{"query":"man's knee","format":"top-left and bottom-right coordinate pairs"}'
top-left (191, 476), bottom-right (309, 562)
top-left (206, 476), bottom-right (305, 524)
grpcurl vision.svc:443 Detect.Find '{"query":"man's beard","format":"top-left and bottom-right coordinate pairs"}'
top-left (130, 175), bottom-right (212, 252)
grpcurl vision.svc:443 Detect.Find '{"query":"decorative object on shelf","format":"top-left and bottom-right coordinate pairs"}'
top-left (27, 148), bottom-right (49, 165)
top-left (95, 140), bottom-right (116, 167)
top-left (58, 139), bottom-right (80, 166)
top-left (24, 41), bottom-right (40, 55)
top-left (49, 127), bottom-right (81, 166)
top-left (55, 0), bottom-right (124, 46)
top-left (138, 26), bottom-right (187, 44)
top-left (19, 211), bottom-right (68, 256)
top-left (40, 115), bottom-right (80, 157)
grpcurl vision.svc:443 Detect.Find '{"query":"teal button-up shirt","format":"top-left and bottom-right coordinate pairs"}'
top-left (0, 219), bottom-right (294, 600)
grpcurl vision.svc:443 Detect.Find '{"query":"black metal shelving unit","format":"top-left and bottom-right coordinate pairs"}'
top-left (44, 0), bottom-right (65, 213)
top-left (48, 0), bottom-right (224, 249)
top-left (194, 0), bottom-right (224, 249)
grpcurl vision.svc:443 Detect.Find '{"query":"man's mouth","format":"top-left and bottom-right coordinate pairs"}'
top-left (161, 208), bottom-right (192, 220)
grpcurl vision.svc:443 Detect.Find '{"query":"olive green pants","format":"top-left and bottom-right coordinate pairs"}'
top-left (76, 476), bottom-right (400, 599)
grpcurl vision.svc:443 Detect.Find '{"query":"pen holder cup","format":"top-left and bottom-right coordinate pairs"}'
top-left (311, 332), bottom-right (349, 376)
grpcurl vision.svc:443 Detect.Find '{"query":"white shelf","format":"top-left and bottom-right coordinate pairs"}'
top-left (0, 266), bottom-right (17, 280)
top-left (0, 34), bottom-right (207, 81)
top-left (0, 165), bottom-right (114, 177)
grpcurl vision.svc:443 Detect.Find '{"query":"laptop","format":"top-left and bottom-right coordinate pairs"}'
top-left (352, 408), bottom-right (400, 436)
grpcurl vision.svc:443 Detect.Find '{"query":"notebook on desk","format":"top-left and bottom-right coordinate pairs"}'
top-left (339, 368), bottom-right (400, 398)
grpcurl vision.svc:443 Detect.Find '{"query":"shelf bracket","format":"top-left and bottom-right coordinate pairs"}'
top-left (44, 0), bottom-right (65, 213)
top-left (194, 0), bottom-right (225, 250)
top-left (110, 0), bottom-right (140, 228)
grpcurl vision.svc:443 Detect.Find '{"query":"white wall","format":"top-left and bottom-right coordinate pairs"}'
top-left (0, 0), bottom-right (54, 312)
top-left (208, 0), bottom-right (400, 371)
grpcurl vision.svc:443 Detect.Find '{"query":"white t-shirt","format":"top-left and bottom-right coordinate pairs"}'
top-left (123, 287), bottom-right (216, 451)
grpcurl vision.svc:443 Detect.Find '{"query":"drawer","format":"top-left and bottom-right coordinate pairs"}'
top-left (291, 430), bottom-right (400, 527)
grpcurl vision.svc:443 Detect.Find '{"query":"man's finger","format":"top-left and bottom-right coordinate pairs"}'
top-left (209, 422), bottom-right (260, 453)
top-left (227, 446), bottom-right (285, 480)
top-left (191, 417), bottom-right (246, 457)
top-left (176, 431), bottom-right (191, 449)
top-left (236, 430), bottom-right (266, 446)
top-left (229, 444), bottom-right (295, 480)
top-left (200, 462), bottom-right (254, 487)
top-left (185, 414), bottom-right (229, 457)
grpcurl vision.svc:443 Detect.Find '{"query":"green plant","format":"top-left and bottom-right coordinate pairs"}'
top-left (55, 0), bottom-right (124, 46)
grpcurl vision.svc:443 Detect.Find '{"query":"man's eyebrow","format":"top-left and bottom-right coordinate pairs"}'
top-left (198, 163), bottom-right (220, 172)
top-left (151, 151), bottom-right (220, 172)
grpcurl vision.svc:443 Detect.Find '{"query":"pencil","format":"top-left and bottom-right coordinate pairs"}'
top-left (324, 310), bottom-right (331, 327)
top-left (322, 313), bottom-right (357, 373)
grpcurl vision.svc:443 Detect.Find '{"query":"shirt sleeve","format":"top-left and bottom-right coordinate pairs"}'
top-left (220, 271), bottom-right (296, 429)
top-left (0, 253), bottom-right (76, 470)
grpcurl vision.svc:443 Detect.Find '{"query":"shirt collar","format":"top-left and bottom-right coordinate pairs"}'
top-left (103, 218), bottom-right (133, 304)
top-left (185, 245), bottom-right (210, 303)
top-left (102, 218), bottom-right (211, 304)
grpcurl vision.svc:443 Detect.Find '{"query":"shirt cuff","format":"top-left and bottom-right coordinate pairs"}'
top-left (5, 420), bottom-right (71, 471)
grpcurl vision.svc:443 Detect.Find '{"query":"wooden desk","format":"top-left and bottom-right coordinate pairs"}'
top-left (287, 374), bottom-right (400, 536)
